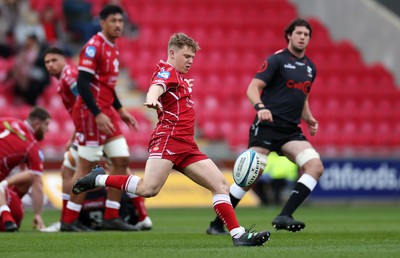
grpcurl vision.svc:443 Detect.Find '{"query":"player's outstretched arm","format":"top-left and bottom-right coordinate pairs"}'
top-left (144, 84), bottom-right (164, 111)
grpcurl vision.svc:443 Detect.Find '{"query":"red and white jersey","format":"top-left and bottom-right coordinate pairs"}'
top-left (150, 60), bottom-right (195, 139)
top-left (0, 118), bottom-right (44, 181)
top-left (76, 32), bottom-right (120, 110)
top-left (58, 64), bottom-right (78, 115)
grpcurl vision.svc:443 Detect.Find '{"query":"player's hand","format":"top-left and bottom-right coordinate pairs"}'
top-left (95, 112), bottom-right (115, 135)
top-left (307, 117), bottom-right (318, 136)
top-left (185, 78), bottom-right (194, 87)
top-left (144, 100), bottom-right (163, 111)
top-left (257, 109), bottom-right (273, 123)
top-left (33, 214), bottom-right (45, 230)
top-left (119, 109), bottom-right (139, 130)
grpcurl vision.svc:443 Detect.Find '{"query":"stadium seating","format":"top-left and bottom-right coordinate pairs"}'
top-left (114, 0), bottom-right (400, 153)
top-left (4, 0), bottom-right (398, 158)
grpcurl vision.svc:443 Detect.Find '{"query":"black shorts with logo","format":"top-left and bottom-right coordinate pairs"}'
top-left (248, 117), bottom-right (307, 155)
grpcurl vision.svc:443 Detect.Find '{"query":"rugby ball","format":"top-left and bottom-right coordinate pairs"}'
top-left (233, 149), bottom-right (261, 187)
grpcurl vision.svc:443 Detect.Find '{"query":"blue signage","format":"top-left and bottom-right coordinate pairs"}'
top-left (312, 159), bottom-right (400, 198)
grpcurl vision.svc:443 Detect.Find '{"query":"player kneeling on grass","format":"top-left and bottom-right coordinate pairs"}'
top-left (0, 107), bottom-right (51, 232)
top-left (73, 32), bottom-right (270, 246)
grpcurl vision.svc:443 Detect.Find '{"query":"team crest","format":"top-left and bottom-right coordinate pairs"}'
top-left (85, 46), bottom-right (96, 58)
top-left (257, 60), bottom-right (268, 73)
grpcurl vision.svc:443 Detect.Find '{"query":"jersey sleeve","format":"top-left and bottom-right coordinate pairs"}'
top-left (26, 146), bottom-right (44, 176)
top-left (151, 68), bottom-right (178, 92)
top-left (78, 41), bottom-right (100, 75)
top-left (64, 67), bottom-right (79, 96)
top-left (254, 54), bottom-right (280, 85)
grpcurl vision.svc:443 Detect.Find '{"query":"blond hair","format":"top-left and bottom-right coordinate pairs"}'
top-left (168, 33), bottom-right (200, 52)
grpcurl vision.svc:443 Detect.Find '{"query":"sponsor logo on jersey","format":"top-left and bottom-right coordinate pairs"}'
top-left (85, 46), bottom-right (96, 58)
top-left (295, 61), bottom-right (305, 66)
top-left (157, 71), bottom-right (170, 79)
top-left (82, 59), bottom-right (93, 65)
top-left (286, 80), bottom-right (311, 94)
top-left (284, 63), bottom-right (296, 69)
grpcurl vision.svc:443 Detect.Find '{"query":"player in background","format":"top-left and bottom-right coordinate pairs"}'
top-left (206, 18), bottom-right (324, 234)
top-left (62, 5), bottom-right (148, 232)
top-left (73, 32), bottom-right (271, 246)
top-left (42, 47), bottom-right (80, 232)
top-left (0, 107), bottom-right (51, 232)
top-left (42, 47), bottom-right (151, 232)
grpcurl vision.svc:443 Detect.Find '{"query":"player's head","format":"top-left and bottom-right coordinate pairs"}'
top-left (99, 5), bottom-right (124, 41)
top-left (167, 32), bottom-right (200, 74)
top-left (43, 47), bottom-right (66, 77)
top-left (285, 18), bottom-right (312, 54)
top-left (27, 106), bottom-right (51, 141)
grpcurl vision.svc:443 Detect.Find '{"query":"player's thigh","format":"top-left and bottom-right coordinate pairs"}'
top-left (183, 159), bottom-right (229, 195)
top-left (281, 140), bottom-right (313, 163)
top-left (138, 158), bottom-right (174, 196)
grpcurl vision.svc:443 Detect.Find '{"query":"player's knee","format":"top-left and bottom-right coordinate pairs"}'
top-left (297, 149), bottom-right (324, 179)
top-left (312, 160), bottom-right (324, 178)
top-left (295, 148), bottom-right (320, 167)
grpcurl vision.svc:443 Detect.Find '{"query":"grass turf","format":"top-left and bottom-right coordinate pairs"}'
top-left (1, 205), bottom-right (399, 258)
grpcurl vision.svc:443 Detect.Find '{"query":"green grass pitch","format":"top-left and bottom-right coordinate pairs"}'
top-left (1, 205), bottom-right (399, 258)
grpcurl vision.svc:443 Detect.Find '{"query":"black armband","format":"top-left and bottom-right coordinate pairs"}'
top-left (254, 103), bottom-right (266, 111)
top-left (77, 71), bottom-right (101, 116)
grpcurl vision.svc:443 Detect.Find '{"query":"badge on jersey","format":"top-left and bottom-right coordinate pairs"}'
top-left (85, 46), bottom-right (97, 58)
top-left (38, 150), bottom-right (44, 161)
top-left (157, 71), bottom-right (170, 79)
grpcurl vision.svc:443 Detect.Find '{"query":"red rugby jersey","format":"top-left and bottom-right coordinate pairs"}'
top-left (150, 60), bottom-right (195, 138)
top-left (76, 32), bottom-right (120, 110)
top-left (0, 118), bottom-right (44, 181)
top-left (58, 64), bottom-right (78, 115)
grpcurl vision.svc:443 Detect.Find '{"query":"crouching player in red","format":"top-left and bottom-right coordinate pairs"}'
top-left (0, 107), bottom-right (51, 232)
top-left (73, 33), bottom-right (271, 246)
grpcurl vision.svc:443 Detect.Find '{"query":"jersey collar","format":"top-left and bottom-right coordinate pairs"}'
top-left (98, 32), bottom-right (115, 47)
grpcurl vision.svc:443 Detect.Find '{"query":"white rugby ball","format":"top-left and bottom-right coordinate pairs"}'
top-left (233, 149), bottom-right (261, 187)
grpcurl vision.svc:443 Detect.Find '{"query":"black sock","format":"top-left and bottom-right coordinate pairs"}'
top-left (212, 193), bottom-right (241, 227)
top-left (279, 182), bottom-right (311, 217)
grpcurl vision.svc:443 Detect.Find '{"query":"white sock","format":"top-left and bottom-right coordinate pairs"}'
top-left (230, 226), bottom-right (245, 238)
top-left (126, 192), bottom-right (138, 198)
top-left (0, 205), bottom-right (11, 215)
top-left (125, 175), bottom-right (140, 194)
top-left (62, 193), bottom-right (70, 201)
top-left (105, 200), bottom-right (120, 209)
top-left (230, 183), bottom-right (247, 199)
top-left (66, 201), bottom-right (82, 212)
top-left (298, 174), bottom-right (318, 191)
top-left (96, 175), bottom-right (109, 187)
